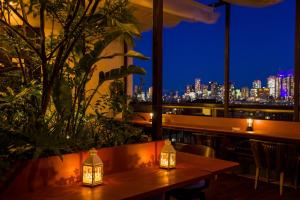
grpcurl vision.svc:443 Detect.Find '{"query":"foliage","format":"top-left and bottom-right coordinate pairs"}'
top-left (90, 80), bottom-right (143, 147)
top-left (0, 0), bottom-right (148, 185)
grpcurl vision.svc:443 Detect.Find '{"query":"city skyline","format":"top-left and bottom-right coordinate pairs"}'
top-left (133, 0), bottom-right (295, 92)
top-left (133, 69), bottom-right (295, 105)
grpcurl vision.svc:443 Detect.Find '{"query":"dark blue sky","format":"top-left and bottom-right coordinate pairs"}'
top-left (133, 0), bottom-right (295, 93)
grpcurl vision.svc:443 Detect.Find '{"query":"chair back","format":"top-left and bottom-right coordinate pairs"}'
top-left (250, 140), bottom-right (265, 169)
top-left (250, 139), bottom-right (297, 172)
top-left (174, 143), bottom-right (215, 158)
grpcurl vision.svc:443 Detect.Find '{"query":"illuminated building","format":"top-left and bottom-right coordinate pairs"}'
top-left (208, 81), bottom-right (218, 98)
top-left (257, 88), bottom-right (270, 100)
top-left (202, 85), bottom-right (209, 98)
top-left (267, 76), bottom-right (276, 98)
top-left (185, 85), bottom-right (192, 94)
top-left (195, 78), bottom-right (201, 94)
top-left (276, 70), bottom-right (294, 99)
top-left (241, 87), bottom-right (249, 100)
top-left (147, 87), bottom-right (153, 100)
top-left (252, 80), bottom-right (262, 89)
top-left (250, 88), bottom-right (257, 98)
top-left (235, 89), bottom-right (241, 100)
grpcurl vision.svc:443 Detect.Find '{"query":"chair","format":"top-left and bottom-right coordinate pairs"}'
top-left (175, 143), bottom-right (215, 158)
top-left (165, 143), bottom-right (215, 200)
top-left (250, 139), bottom-right (298, 196)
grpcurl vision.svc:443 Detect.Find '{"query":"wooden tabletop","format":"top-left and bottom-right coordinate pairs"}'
top-left (2, 152), bottom-right (238, 200)
top-left (132, 120), bottom-right (300, 144)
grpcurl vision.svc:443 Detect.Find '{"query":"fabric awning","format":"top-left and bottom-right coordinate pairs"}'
top-left (224, 0), bottom-right (283, 8)
top-left (129, 0), bottom-right (219, 31)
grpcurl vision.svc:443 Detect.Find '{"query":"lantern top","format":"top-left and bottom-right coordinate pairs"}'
top-left (161, 139), bottom-right (176, 153)
top-left (165, 140), bottom-right (171, 145)
top-left (84, 148), bottom-right (103, 166)
top-left (89, 148), bottom-right (97, 155)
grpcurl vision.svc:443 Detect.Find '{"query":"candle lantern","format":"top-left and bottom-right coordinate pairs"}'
top-left (82, 148), bottom-right (103, 186)
top-left (160, 140), bottom-right (176, 169)
top-left (246, 118), bottom-right (254, 131)
top-left (149, 113), bottom-right (153, 122)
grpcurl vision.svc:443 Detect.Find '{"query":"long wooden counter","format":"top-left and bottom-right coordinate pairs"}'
top-left (131, 114), bottom-right (300, 144)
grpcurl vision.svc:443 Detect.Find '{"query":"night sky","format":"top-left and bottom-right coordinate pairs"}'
top-left (133, 0), bottom-right (295, 94)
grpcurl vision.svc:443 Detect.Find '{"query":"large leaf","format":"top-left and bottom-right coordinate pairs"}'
top-left (99, 50), bottom-right (149, 60)
top-left (99, 65), bottom-right (146, 85)
top-left (115, 22), bottom-right (141, 37)
top-left (52, 77), bottom-right (72, 118)
top-left (77, 31), bottom-right (124, 73)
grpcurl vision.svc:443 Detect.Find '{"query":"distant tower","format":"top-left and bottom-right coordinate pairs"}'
top-left (285, 71), bottom-right (294, 97)
top-left (267, 76), bottom-right (276, 98)
top-left (275, 74), bottom-right (282, 98)
top-left (147, 87), bottom-right (153, 100)
top-left (274, 70), bottom-right (294, 99)
top-left (134, 85), bottom-right (139, 94)
top-left (252, 80), bottom-right (262, 89)
top-left (186, 85), bottom-right (192, 94)
top-left (195, 78), bottom-right (201, 94)
top-left (241, 87), bottom-right (249, 100)
top-left (175, 91), bottom-right (179, 98)
top-left (208, 81), bottom-right (218, 98)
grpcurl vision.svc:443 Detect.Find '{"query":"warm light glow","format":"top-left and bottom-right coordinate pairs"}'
top-left (246, 118), bottom-right (254, 131)
top-left (160, 140), bottom-right (176, 169)
top-left (247, 118), bottom-right (253, 127)
top-left (149, 113), bottom-right (153, 121)
top-left (94, 166), bottom-right (103, 183)
top-left (83, 165), bottom-right (93, 184)
top-left (82, 148), bottom-right (103, 186)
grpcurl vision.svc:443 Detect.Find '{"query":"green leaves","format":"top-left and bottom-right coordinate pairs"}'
top-left (52, 77), bottom-right (72, 118)
top-left (99, 50), bottom-right (149, 60)
top-left (99, 65), bottom-right (146, 85)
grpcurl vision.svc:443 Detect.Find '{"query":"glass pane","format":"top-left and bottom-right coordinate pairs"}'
top-left (83, 166), bottom-right (93, 184)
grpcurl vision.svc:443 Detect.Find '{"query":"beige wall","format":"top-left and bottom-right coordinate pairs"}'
top-left (85, 38), bottom-right (133, 114)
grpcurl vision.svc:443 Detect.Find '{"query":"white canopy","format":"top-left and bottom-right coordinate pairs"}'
top-left (129, 0), bottom-right (220, 31)
top-left (224, 0), bottom-right (283, 8)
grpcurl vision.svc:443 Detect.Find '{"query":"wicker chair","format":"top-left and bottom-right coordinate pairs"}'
top-left (165, 143), bottom-right (215, 200)
top-left (250, 139), bottom-right (298, 196)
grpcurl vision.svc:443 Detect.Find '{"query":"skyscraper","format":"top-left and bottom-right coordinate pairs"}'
top-left (267, 76), bottom-right (276, 98)
top-left (284, 71), bottom-right (294, 97)
top-left (195, 78), bottom-right (201, 94)
top-left (147, 87), bottom-right (153, 100)
top-left (208, 81), bottom-right (218, 98)
top-left (257, 88), bottom-right (270, 100)
top-left (185, 85), bottom-right (192, 94)
top-left (250, 88), bottom-right (258, 98)
top-left (252, 80), bottom-right (262, 89)
top-left (276, 70), bottom-right (294, 99)
top-left (275, 74), bottom-right (282, 98)
top-left (241, 87), bottom-right (249, 100)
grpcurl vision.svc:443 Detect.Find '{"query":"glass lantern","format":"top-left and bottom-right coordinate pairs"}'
top-left (149, 113), bottom-right (153, 122)
top-left (246, 118), bottom-right (254, 131)
top-left (160, 139), bottom-right (176, 169)
top-left (82, 148), bottom-right (103, 186)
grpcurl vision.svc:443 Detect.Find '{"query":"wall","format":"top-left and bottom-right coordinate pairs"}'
top-left (1, 141), bottom-right (164, 195)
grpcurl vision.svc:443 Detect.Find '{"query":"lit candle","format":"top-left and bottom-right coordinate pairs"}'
top-left (149, 113), bottom-right (153, 122)
top-left (246, 118), bottom-right (254, 132)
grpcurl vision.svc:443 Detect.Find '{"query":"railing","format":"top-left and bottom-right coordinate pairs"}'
top-left (131, 102), bottom-right (295, 121)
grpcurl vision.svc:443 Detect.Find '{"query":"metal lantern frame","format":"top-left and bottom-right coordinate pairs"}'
top-left (160, 140), bottom-right (176, 169)
top-left (82, 148), bottom-right (103, 186)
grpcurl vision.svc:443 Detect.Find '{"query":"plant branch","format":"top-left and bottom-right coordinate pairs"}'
top-left (6, 1), bottom-right (40, 36)
top-left (0, 19), bottom-right (41, 58)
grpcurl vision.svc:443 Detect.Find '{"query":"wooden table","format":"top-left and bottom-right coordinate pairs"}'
top-left (2, 152), bottom-right (238, 200)
top-left (132, 120), bottom-right (300, 144)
